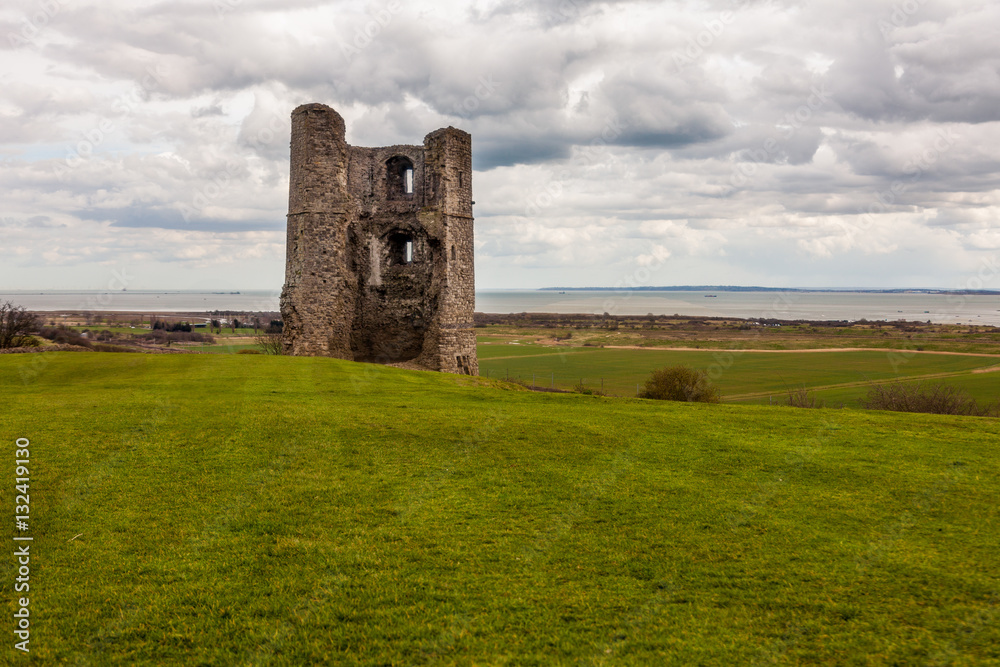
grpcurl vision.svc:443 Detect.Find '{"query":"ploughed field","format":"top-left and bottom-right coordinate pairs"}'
top-left (2, 353), bottom-right (998, 664)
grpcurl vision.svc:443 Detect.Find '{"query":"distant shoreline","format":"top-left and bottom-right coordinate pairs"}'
top-left (6, 289), bottom-right (1000, 325)
top-left (539, 286), bottom-right (1000, 295)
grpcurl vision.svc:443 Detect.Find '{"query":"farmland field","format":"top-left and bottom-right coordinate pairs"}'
top-left (477, 341), bottom-right (1000, 404)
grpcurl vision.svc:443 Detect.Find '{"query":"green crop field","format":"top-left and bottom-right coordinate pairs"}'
top-left (1, 353), bottom-right (998, 664)
top-left (477, 343), bottom-right (1000, 404)
top-left (793, 371), bottom-right (1000, 410)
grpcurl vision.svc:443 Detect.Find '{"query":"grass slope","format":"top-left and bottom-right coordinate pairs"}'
top-left (2, 353), bottom-right (999, 664)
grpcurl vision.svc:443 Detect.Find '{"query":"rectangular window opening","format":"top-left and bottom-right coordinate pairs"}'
top-left (405, 240), bottom-right (413, 263)
top-left (404, 168), bottom-right (414, 194)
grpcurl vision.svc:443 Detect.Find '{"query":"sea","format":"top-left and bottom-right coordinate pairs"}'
top-left (2, 289), bottom-right (999, 326)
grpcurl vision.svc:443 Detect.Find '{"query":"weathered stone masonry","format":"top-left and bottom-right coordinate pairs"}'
top-left (280, 103), bottom-right (478, 375)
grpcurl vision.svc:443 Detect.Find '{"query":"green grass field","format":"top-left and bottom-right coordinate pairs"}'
top-left (196, 341), bottom-right (260, 354)
top-left (791, 371), bottom-right (1000, 410)
top-left (2, 353), bottom-right (998, 664)
top-left (477, 343), bottom-right (1000, 404)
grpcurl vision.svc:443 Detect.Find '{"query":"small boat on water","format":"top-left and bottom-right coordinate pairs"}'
top-left (705, 294), bottom-right (717, 298)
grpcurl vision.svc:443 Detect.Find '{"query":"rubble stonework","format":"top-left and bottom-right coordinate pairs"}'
top-left (280, 104), bottom-right (478, 375)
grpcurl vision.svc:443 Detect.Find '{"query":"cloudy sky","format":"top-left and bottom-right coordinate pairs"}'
top-left (2, 0), bottom-right (999, 291)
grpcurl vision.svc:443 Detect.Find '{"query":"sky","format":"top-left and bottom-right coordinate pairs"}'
top-left (2, 0), bottom-right (1000, 291)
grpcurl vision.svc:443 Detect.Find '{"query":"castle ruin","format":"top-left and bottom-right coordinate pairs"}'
top-left (280, 104), bottom-right (478, 375)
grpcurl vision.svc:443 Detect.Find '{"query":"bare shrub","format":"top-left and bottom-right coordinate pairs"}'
top-left (38, 326), bottom-right (93, 349)
top-left (786, 387), bottom-right (825, 409)
top-left (572, 380), bottom-right (606, 396)
top-left (138, 331), bottom-right (214, 344)
top-left (254, 332), bottom-right (283, 355)
top-left (237, 349), bottom-right (262, 355)
top-left (0, 301), bottom-right (40, 349)
top-left (861, 381), bottom-right (997, 417)
top-left (640, 365), bottom-right (720, 403)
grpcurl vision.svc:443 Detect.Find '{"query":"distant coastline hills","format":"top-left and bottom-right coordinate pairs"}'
top-left (539, 286), bottom-right (1000, 295)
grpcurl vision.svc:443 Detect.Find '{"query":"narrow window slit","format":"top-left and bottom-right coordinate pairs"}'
top-left (388, 232), bottom-right (414, 265)
top-left (386, 156), bottom-right (414, 199)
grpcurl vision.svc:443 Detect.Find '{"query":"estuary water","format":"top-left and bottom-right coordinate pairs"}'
top-left (2, 289), bottom-right (999, 325)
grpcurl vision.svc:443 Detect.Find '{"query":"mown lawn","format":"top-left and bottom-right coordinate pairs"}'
top-left (1, 353), bottom-right (998, 664)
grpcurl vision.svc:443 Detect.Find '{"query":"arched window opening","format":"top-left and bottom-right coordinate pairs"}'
top-left (450, 245), bottom-right (456, 261)
top-left (386, 156), bottom-right (415, 199)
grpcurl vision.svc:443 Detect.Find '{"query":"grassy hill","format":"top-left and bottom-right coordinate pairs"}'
top-left (2, 353), bottom-right (999, 664)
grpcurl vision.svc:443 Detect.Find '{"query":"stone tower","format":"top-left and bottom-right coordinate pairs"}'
top-left (280, 104), bottom-right (478, 375)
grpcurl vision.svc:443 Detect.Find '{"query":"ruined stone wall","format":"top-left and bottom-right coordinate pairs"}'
top-left (280, 103), bottom-right (478, 375)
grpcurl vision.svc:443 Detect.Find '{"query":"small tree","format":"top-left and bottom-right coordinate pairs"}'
top-left (786, 386), bottom-right (824, 409)
top-left (640, 365), bottom-right (720, 403)
top-left (0, 301), bottom-right (39, 349)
